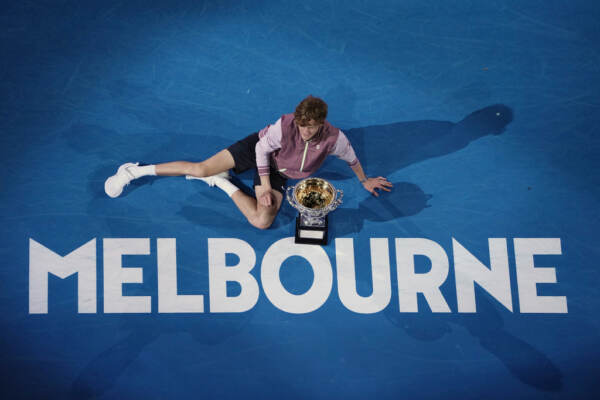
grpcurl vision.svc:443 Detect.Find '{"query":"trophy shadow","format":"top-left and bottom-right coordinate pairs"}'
top-left (329, 181), bottom-right (431, 237)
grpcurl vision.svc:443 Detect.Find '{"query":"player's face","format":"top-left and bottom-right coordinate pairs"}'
top-left (298, 120), bottom-right (323, 141)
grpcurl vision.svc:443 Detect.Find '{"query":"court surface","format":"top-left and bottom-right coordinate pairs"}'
top-left (1, 0), bottom-right (599, 399)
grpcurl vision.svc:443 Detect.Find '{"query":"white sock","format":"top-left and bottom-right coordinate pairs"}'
top-left (213, 177), bottom-right (239, 197)
top-left (130, 164), bottom-right (156, 178)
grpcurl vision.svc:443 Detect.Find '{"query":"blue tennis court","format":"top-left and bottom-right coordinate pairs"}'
top-left (1, 0), bottom-right (599, 398)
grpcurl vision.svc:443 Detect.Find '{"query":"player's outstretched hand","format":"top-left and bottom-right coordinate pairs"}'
top-left (362, 177), bottom-right (393, 197)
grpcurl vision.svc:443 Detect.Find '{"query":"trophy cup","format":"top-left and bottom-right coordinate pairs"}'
top-left (285, 177), bottom-right (343, 245)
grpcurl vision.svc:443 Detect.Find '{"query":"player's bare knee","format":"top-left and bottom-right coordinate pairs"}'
top-left (254, 219), bottom-right (273, 230)
top-left (245, 212), bottom-right (261, 230)
top-left (189, 162), bottom-right (207, 177)
top-left (251, 213), bottom-right (274, 230)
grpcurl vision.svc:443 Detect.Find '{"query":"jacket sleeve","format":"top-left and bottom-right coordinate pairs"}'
top-left (331, 130), bottom-right (359, 167)
top-left (255, 118), bottom-right (283, 176)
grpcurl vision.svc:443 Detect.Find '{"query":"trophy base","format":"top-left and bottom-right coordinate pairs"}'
top-left (295, 215), bottom-right (328, 245)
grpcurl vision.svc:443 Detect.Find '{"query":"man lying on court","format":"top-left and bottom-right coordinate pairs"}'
top-left (104, 95), bottom-right (392, 229)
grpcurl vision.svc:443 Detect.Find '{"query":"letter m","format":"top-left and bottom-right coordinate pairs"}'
top-left (29, 239), bottom-right (97, 314)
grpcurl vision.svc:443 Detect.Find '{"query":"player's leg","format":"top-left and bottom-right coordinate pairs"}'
top-left (227, 168), bottom-right (286, 229)
top-left (188, 149), bottom-right (286, 229)
top-left (104, 131), bottom-right (284, 230)
top-left (155, 149), bottom-right (234, 177)
top-left (230, 189), bottom-right (283, 230)
top-left (254, 190), bottom-right (284, 229)
top-left (104, 149), bottom-right (235, 198)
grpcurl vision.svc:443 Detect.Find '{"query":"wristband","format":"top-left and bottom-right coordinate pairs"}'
top-left (360, 177), bottom-right (368, 183)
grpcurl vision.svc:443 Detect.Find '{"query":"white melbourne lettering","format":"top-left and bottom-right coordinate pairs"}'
top-left (28, 237), bottom-right (567, 314)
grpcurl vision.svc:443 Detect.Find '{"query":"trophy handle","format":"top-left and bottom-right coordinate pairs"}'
top-left (285, 186), bottom-right (297, 207)
top-left (334, 189), bottom-right (344, 206)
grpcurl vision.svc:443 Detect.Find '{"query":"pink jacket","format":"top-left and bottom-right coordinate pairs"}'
top-left (256, 113), bottom-right (359, 179)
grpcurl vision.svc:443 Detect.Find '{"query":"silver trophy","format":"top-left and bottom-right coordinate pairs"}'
top-left (285, 177), bottom-right (343, 245)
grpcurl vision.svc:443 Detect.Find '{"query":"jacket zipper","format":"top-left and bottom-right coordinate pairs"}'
top-left (299, 141), bottom-right (310, 172)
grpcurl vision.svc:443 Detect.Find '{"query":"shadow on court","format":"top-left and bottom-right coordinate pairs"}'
top-left (323, 104), bottom-right (513, 233)
top-left (383, 299), bottom-right (563, 392)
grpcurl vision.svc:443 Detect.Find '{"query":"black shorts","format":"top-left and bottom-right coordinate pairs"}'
top-left (227, 132), bottom-right (288, 194)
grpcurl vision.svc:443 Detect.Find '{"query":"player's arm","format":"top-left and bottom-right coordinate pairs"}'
top-left (255, 119), bottom-right (282, 206)
top-left (332, 130), bottom-right (392, 197)
top-left (350, 161), bottom-right (392, 197)
top-left (256, 174), bottom-right (274, 206)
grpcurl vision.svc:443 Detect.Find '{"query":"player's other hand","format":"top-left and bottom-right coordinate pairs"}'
top-left (256, 184), bottom-right (274, 207)
top-left (363, 177), bottom-right (393, 197)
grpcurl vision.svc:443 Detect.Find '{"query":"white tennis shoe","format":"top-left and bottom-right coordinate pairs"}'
top-left (104, 162), bottom-right (139, 198)
top-left (185, 171), bottom-right (230, 186)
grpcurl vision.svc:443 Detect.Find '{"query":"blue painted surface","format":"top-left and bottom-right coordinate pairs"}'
top-left (1, 0), bottom-right (599, 398)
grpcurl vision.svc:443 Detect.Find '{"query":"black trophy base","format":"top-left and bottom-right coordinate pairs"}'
top-left (295, 215), bottom-right (328, 245)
